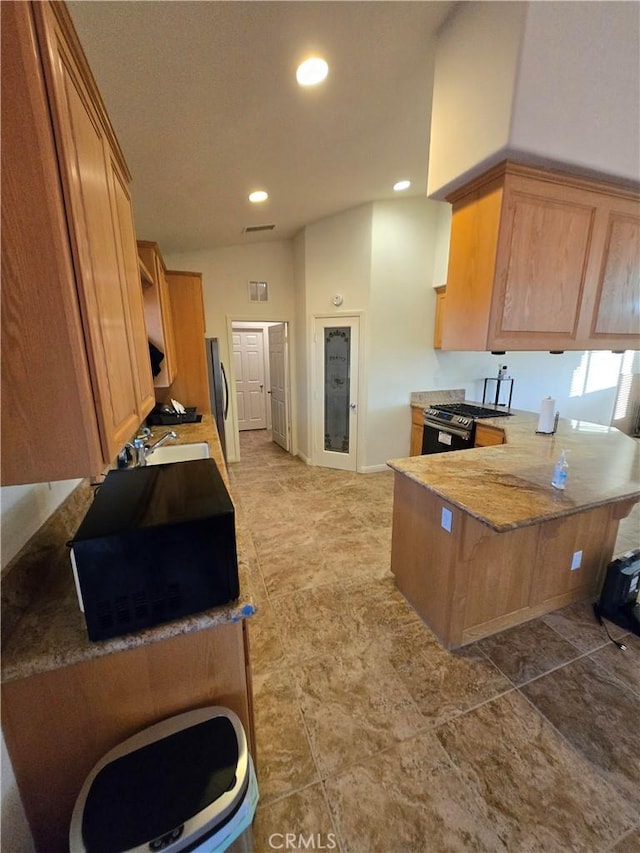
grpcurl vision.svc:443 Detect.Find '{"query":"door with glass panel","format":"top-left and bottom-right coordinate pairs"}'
top-left (313, 316), bottom-right (359, 471)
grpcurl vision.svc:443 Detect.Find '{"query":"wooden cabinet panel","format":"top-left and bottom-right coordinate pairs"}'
top-left (433, 285), bottom-right (446, 349)
top-left (1, 2), bottom-right (152, 484)
top-left (474, 424), bottom-right (505, 447)
top-left (52, 50), bottom-right (141, 458)
top-left (442, 161), bottom-right (640, 352)
top-left (109, 163), bottom-right (155, 418)
top-left (495, 183), bottom-right (594, 337)
top-left (529, 506), bottom-right (617, 607)
top-left (591, 203), bottom-right (640, 336)
top-left (409, 407), bottom-right (424, 456)
top-left (162, 270), bottom-right (212, 413)
top-left (138, 241), bottom-right (178, 388)
top-left (1, 1), bottom-right (104, 485)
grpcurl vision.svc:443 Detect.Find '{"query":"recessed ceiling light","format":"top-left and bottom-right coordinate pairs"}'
top-left (393, 180), bottom-right (411, 192)
top-left (248, 190), bottom-right (268, 203)
top-left (296, 57), bottom-right (329, 87)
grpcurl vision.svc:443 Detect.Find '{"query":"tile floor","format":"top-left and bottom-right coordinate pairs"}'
top-left (228, 430), bottom-right (640, 853)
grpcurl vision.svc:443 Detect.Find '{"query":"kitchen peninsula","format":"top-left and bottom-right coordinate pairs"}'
top-left (1, 417), bottom-right (257, 851)
top-left (388, 410), bottom-right (639, 649)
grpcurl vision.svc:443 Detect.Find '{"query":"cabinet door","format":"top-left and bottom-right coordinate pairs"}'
top-left (474, 424), bottom-right (505, 448)
top-left (1, 1), bottom-right (104, 485)
top-left (410, 408), bottom-right (424, 456)
top-left (38, 4), bottom-right (143, 461)
top-left (108, 161), bottom-right (155, 417)
top-left (587, 197), bottom-right (640, 339)
top-left (139, 242), bottom-right (177, 388)
top-left (489, 177), bottom-right (597, 349)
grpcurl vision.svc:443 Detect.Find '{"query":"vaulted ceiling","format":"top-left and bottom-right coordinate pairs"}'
top-left (67, 1), bottom-right (455, 253)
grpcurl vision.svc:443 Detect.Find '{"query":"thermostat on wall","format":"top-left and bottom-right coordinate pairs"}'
top-left (332, 294), bottom-right (343, 306)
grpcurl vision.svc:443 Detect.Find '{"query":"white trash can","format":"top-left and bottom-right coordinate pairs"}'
top-left (69, 706), bottom-right (258, 852)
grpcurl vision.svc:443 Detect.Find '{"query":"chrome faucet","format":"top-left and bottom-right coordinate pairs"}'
top-left (118, 428), bottom-right (177, 468)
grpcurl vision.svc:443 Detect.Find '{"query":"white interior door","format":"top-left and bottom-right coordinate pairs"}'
top-left (313, 316), bottom-right (359, 471)
top-left (233, 329), bottom-right (266, 430)
top-left (268, 323), bottom-right (290, 451)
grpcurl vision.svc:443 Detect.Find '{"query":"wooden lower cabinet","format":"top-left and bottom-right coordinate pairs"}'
top-left (410, 407), bottom-right (424, 456)
top-left (2, 621), bottom-right (255, 852)
top-left (390, 473), bottom-right (628, 648)
top-left (474, 424), bottom-right (506, 447)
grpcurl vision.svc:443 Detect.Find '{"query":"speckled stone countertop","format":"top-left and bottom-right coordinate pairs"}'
top-left (1, 416), bottom-right (256, 684)
top-left (389, 408), bottom-right (640, 532)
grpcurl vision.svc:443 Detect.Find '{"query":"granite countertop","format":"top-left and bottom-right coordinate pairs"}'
top-left (1, 416), bottom-right (256, 684)
top-left (389, 407), bottom-right (640, 532)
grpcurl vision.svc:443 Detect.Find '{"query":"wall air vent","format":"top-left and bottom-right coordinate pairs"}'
top-left (243, 224), bottom-right (276, 233)
top-left (248, 281), bottom-right (269, 302)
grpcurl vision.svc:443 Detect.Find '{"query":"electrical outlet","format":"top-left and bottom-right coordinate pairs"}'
top-left (441, 507), bottom-right (452, 533)
top-left (571, 550), bottom-right (582, 571)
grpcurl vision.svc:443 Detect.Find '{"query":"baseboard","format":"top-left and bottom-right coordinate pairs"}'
top-left (297, 449), bottom-right (311, 465)
top-left (358, 463), bottom-right (390, 474)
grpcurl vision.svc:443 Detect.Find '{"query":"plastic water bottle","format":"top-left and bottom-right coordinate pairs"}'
top-left (551, 450), bottom-right (568, 490)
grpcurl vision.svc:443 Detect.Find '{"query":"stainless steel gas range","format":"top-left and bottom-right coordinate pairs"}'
top-left (421, 402), bottom-right (513, 454)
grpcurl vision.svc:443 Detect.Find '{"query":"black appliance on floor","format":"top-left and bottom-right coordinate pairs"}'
top-left (421, 402), bottom-right (513, 454)
top-left (594, 549), bottom-right (640, 637)
top-left (70, 459), bottom-right (238, 641)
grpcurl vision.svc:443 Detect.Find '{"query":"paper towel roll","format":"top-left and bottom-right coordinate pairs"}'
top-left (537, 397), bottom-right (556, 433)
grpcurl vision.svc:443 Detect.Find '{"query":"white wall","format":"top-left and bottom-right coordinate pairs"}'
top-left (165, 240), bottom-right (296, 462)
top-left (427, 1), bottom-right (526, 195)
top-left (428, 0), bottom-right (640, 197)
top-left (293, 231), bottom-right (310, 461)
top-left (511, 1), bottom-right (640, 181)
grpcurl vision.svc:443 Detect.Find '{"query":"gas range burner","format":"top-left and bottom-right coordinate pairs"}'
top-left (433, 403), bottom-right (513, 419)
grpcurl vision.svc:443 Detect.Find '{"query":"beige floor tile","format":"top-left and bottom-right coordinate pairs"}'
top-left (521, 655), bottom-right (640, 810)
top-left (382, 621), bottom-right (512, 726)
top-left (246, 601), bottom-right (287, 677)
top-left (252, 668), bottom-right (318, 803)
top-left (271, 583), bottom-right (369, 663)
top-left (611, 827), bottom-right (640, 852)
top-left (477, 619), bottom-right (581, 685)
top-left (436, 690), bottom-right (637, 852)
top-left (541, 600), bottom-right (628, 652)
top-left (588, 632), bottom-right (640, 696)
top-left (324, 731), bottom-right (508, 853)
top-left (251, 784), bottom-right (338, 853)
top-left (291, 642), bottom-right (426, 778)
top-left (234, 430), bottom-right (638, 852)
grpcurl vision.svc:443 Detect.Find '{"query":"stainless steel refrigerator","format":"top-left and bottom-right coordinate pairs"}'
top-left (205, 338), bottom-right (229, 461)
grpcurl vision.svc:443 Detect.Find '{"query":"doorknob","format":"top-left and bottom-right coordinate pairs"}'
top-left (350, 403), bottom-right (356, 410)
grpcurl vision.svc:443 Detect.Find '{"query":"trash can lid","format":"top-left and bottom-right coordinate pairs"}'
top-left (71, 707), bottom-right (249, 853)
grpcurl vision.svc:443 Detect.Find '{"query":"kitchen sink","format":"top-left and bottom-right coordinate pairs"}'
top-left (145, 442), bottom-right (210, 465)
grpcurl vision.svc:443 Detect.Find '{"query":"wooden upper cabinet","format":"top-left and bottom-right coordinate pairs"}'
top-left (433, 285), bottom-right (446, 349)
top-left (138, 241), bottom-right (178, 388)
top-left (0, 2), bottom-right (152, 485)
top-left (163, 270), bottom-right (211, 414)
top-left (589, 198), bottom-right (640, 337)
top-left (109, 164), bottom-right (156, 416)
top-left (442, 162), bottom-right (640, 351)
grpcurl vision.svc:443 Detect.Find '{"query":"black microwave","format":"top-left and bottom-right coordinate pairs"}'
top-left (70, 459), bottom-right (238, 642)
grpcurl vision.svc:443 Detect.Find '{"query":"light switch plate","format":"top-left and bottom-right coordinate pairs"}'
top-left (441, 507), bottom-right (452, 533)
top-left (571, 550), bottom-right (582, 570)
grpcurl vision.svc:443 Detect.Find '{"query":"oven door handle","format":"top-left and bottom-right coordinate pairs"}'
top-left (423, 420), bottom-right (471, 441)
